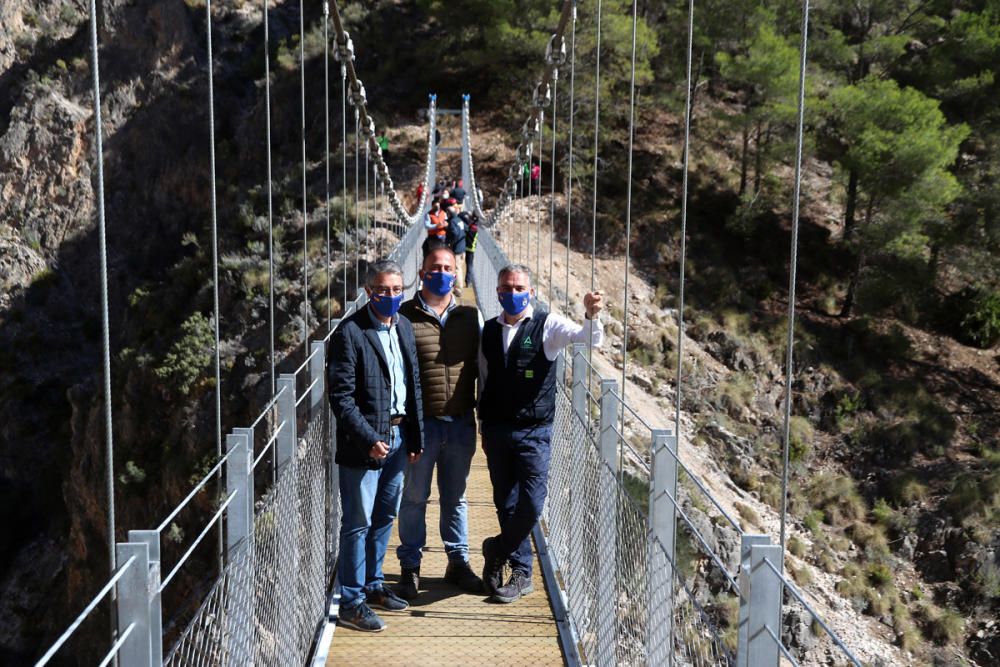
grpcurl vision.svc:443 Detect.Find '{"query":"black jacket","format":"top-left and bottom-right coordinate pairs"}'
top-left (327, 306), bottom-right (425, 469)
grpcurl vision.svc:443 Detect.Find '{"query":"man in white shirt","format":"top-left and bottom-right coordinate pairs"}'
top-left (478, 263), bottom-right (604, 603)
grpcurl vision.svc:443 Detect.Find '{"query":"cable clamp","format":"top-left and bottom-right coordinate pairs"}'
top-left (545, 34), bottom-right (567, 66)
top-left (533, 82), bottom-right (551, 108)
top-left (334, 32), bottom-right (354, 63)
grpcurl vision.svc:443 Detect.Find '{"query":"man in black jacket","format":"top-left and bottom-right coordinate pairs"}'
top-left (479, 264), bottom-right (604, 604)
top-left (328, 259), bottom-right (425, 632)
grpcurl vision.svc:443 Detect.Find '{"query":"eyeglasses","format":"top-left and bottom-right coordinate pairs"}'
top-left (371, 286), bottom-right (404, 296)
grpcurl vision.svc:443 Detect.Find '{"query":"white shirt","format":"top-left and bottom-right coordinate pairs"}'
top-left (478, 304), bottom-right (604, 389)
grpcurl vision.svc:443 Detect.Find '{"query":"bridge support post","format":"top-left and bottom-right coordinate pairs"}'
top-left (745, 542), bottom-right (783, 667)
top-left (310, 341), bottom-right (326, 420)
top-left (116, 541), bottom-right (152, 666)
top-left (570, 344), bottom-right (587, 423)
top-left (225, 429), bottom-right (254, 666)
top-left (648, 429), bottom-right (677, 665)
top-left (737, 534), bottom-right (772, 666)
top-left (325, 323), bottom-right (341, 578)
top-left (126, 530), bottom-right (161, 665)
top-left (275, 373), bottom-right (299, 660)
top-left (567, 343), bottom-right (587, 625)
top-left (596, 379), bottom-right (618, 667)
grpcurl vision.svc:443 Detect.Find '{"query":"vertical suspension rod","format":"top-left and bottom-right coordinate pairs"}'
top-left (780, 0), bottom-right (812, 566)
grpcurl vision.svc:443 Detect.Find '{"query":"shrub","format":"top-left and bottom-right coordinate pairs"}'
top-left (788, 416), bottom-right (814, 463)
top-left (866, 562), bottom-right (894, 589)
top-left (788, 535), bottom-right (806, 558)
top-left (734, 501), bottom-right (761, 530)
top-left (955, 286), bottom-right (1000, 348)
top-left (918, 602), bottom-right (964, 645)
top-left (888, 471), bottom-right (928, 506)
top-left (790, 563), bottom-right (813, 587)
top-left (807, 473), bottom-right (866, 527)
top-left (154, 312), bottom-right (214, 394)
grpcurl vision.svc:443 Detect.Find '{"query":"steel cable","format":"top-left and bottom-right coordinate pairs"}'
top-left (263, 0), bottom-right (276, 392)
top-left (549, 71), bottom-right (558, 298)
top-left (86, 0), bottom-right (118, 644)
top-left (324, 2), bottom-right (332, 332)
top-left (780, 0), bottom-right (812, 565)
top-left (205, 0), bottom-right (223, 572)
top-left (299, 0), bottom-right (309, 349)
top-left (619, 0), bottom-right (639, 483)
top-left (565, 2), bottom-right (577, 313)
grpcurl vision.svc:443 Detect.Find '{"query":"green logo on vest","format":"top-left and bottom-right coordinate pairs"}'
top-left (522, 335), bottom-right (533, 348)
top-left (525, 370), bottom-right (535, 379)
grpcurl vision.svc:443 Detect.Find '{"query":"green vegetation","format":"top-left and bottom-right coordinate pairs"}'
top-left (154, 312), bottom-right (215, 394)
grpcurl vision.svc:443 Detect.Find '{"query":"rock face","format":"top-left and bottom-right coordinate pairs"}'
top-left (0, 1), bottom-right (312, 661)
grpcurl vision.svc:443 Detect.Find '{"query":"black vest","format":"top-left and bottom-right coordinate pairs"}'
top-left (480, 312), bottom-right (558, 427)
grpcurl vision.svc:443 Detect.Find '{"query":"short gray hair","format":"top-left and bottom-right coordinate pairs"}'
top-left (366, 259), bottom-right (404, 288)
top-left (498, 263), bottom-right (533, 285)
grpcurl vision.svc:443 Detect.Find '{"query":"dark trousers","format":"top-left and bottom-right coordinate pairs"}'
top-left (482, 422), bottom-right (553, 575)
top-left (464, 251), bottom-right (475, 286)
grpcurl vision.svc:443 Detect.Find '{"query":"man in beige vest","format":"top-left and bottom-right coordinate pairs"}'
top-left (395, 243), bottom-right (483, 599)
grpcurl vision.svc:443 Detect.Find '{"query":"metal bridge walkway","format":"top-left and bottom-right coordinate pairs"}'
top-left (325, 454), bottom-right (565, 666)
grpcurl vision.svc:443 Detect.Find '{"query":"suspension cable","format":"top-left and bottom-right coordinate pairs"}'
top-left (205, 0), bottom-right (223, 572)
top-left (537, 113), bottom-right (543, 281)
top-left (324, 2), bottom-right (332, 332)
top-left (565, 2), bottom-right (577, 313)
top-left (675, 0), bottom-right (696, 460)
top-left (780, 0), bottom-right (812, 568)
top-left (354, 109), bottom-right (360, 294)
top-left (619, 0), bottom-right (640, 484)
top-left (364, 140), bottom-right (370, 261)
top-left (341, 62), bottom-right (348, 313)
top-left (263, 0), bottom-right (275, 392)
top-left (549, 69), bottom-right (558, 298)
top-left (589, 0), bottom-right (603, 296)
top-left (587, 0), bottom-right (604, 405)
top-left (87, 0), bottom-right (117, 610)
top-left (299, 0), bottom-right (309, 349)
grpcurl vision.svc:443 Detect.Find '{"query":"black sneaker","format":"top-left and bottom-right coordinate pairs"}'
top-left (445, 560), bottom-right (484, 594)
top-left (482, 537), bottom-right (505, 596)
top-left (396, 566), bottom-right (420, 600)
top-left (367, 586), bottom-right (409, 611)
top-left (492, 570), bottom-right (534, 604)
top-left (338, 602), bottom-right (386, 632)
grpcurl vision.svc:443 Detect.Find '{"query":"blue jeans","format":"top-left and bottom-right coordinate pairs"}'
top-left (397, 411), bottom-right (477, 568)
top-left (482, 422), bottom-right (553, 576)
top-left (338, 426), bottom-right (407, 610)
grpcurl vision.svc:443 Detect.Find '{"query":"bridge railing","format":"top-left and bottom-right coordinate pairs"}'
top-left (471, 223), bottom-right (865, 667)
top-left (35, 201), bottom-right (426, 666)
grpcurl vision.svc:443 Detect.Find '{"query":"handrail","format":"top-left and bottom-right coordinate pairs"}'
top-left (160, 489), bottom-right (239, 592)
top-left (34, 556), bottom-right (138, 666)
top-left (156, 454), bottom-right (229, 533)
top-left (96, 623), bottom-right (135, 667)
top-left (759, 557), bottom-right (864, 667)
top-left (253, 420), bottom-right (287, 470)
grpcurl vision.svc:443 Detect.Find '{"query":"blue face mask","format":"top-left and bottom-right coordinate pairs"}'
top-left (423, 271), bottom-right (456, 297)
top-left (370, 292), bottom-right (403, 318)
top-left (498, 290), bottom-right (531, 316)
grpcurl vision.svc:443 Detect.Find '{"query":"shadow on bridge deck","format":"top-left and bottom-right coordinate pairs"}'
top-left (326, 458), bottom-right (565, 666)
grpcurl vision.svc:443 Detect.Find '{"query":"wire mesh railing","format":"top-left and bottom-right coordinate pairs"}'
top-left (36, 171), bottom-right (427, 667)
top-left (470, 218), bottom-right (865, 666)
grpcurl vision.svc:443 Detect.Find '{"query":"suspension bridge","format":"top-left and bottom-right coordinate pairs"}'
top-left (31, 0), bottom-right (875, 665)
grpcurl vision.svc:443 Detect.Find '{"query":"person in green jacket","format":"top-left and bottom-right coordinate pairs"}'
top-left (376, 134), bottom-right (390, 163)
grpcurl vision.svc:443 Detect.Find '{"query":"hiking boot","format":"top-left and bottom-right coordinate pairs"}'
top-left (444, 560), bottom-right (484, 594)
top-left (492, 570), bottom-right (534, 604)
top-left (396, 566), bottom-right (420, 600)
top-left (481, 537), bottom-right (505, 596)
top-left (367, 586), bottom-right (409, 611)
top-left (338, 602), bottom-right (386, 632)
